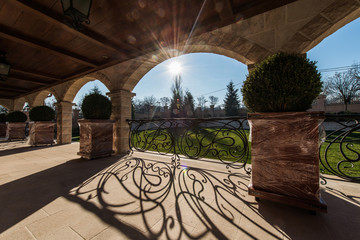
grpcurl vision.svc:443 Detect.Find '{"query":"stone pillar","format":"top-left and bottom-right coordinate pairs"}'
top-left (107, 90), bottom-right (136, 155)
top-left (56, 101), bottom-right (73, 144)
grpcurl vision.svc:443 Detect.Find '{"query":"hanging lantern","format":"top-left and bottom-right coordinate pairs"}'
top-left (0, 51), bottom-right (11, 82)
top-left (61, 0), bottom-right (93, 30)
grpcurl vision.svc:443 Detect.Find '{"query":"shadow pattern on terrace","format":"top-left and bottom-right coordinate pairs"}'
top-left (67, 153), bottom-right (360, 239)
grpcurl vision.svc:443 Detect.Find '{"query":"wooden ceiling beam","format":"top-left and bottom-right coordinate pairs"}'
top-left (11, 68), bottom-right (62, 81)
top-left (0, 25), bottom-right (99, 67)
top-left (12, 0), bottom-right (129, 55)
top-left (7, 76), bottom-right (50, 86)
top-left (0, 86), bottom-right (29, 93)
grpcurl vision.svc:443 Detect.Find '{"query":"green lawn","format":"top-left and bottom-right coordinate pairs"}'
top-left (131, 128), bottom-right (360, 177)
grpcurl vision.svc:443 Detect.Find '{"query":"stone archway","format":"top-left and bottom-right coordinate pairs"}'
top-left (56, 73), bottom-right (112, 145)
top-left (0, 99), bottom-right (13, 112)
top-left (62, 73), bottom-right (112, 103)
top-left (31, 90), bottom-right (59, 108)
top-left (13, 97), bottom-right (28, 111)
top-left (120, 43), bottom-right (253, 92)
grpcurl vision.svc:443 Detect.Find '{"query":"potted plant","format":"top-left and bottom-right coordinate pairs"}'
top-left (241, 52), bottom-right (326, 212)
top-left (6, 111), bottom-right (27, 140)
top-left (78, 92), bottom-right (114, 159)
top-left (28, 106), bottom-right (56, 146)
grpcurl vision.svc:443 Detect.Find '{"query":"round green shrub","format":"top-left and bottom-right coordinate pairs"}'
top-left (6, 111), bottom-right (27, 123)
top-left (0, 113), bottom-right (6, 123)
top-left (29, 106), bottom-right (55, 121)
top-left (242, 52), bottom-right (322, 112)
top-left (81, 93), bottom-right (112, 119)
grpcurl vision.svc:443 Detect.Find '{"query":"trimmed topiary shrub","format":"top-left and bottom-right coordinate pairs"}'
top-left (6, 111), bottom-right (27, 123)
top-left (81, 93), bottom-right (112, 119)
top-left (0, 113), bottom-right (6, 123)
top-left (29, 106), bottom-right (55, 121)
top-left (242, 52), bottom-right (322, 112)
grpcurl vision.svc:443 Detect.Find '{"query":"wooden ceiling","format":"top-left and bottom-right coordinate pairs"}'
top-left (0, 0), bottom-right (296, 99)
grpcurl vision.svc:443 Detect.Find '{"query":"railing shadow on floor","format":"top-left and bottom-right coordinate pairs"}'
top-left (67, 155), bottom-right (283, 239)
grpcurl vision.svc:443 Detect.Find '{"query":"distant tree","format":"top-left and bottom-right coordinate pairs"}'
top-left (170, 75), bottom-right (184, 117)
top-left (326, 64), bottom-right (360, 111)
top-left (160, 97), bottom-right (170, 107)
top-left (208, 96), bottom-right (218, 106)
top-left (183, 90), bottom-right (195, 117)
top-left (143, 95), bottom-right (157, 114)
top-left (224, 81), bottom-right (240, 116)
top-left (197, 96), bottom-right (207, 111)
top-left (132, 98), bottom-right (144, 113)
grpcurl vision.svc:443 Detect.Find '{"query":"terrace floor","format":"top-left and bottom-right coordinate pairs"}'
top-left (0, 141), bottom-right (359, 240)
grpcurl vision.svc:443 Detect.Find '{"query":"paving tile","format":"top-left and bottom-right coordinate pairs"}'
top-left (36, 226), bottom-right (83, 240)
top-left (1, 142), bottom-right (360, 240)
top-left (0, 226), bottom-right (35, 240)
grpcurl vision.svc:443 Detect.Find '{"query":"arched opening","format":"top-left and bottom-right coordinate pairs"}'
top-left (55, 75), bottom-right (111, 145)
top-left (70, 80), bottom-right (110, 141)
top-left (132, 52), bottom-right (248, 119)
top-left (13, 98), bottom-right (27, 111)
top-left (32, 90), bottom-right (59, 108)
top-left (63, 75), bottom-right (112, 103)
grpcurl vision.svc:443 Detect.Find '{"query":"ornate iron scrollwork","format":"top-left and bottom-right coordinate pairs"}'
top-left (320, 115), bottom-right (360, 183)
top-left (127, 117), bottom-right (251, 173)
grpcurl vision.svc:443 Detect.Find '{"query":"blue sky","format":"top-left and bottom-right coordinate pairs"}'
top-left (73, 17), bottom-right (360, 107)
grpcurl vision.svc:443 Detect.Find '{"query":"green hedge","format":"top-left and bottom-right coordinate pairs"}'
top-left (6, 111), bottom-right (27, 123)
top-left (81, 93), bottom-right (112, 119)
top-left (29, 106), bottom-right (55, 121)
top-left (242, 52), bottom-right (322, 112)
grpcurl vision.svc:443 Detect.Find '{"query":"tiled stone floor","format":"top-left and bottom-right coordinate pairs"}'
top-left (0, 141), bottom-right (359, 239)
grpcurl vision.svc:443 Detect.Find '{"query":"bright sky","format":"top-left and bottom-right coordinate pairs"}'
top-left (72, 17), bottom-right (360, 107)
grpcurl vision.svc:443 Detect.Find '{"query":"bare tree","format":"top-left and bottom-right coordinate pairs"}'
top-left (197, 96), bottom-right (207, 110)
top-left (208, 96), bottom-right (218, 106)
top-left (160, 97), bottom-right (170, 107)
top-left (326, 64), bottom-right (360, 111)
top-left (143, 95), bottom-right (157, 113)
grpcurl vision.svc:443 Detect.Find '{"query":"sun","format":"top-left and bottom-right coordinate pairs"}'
top-left (168, 60), bottom-right (182, 75)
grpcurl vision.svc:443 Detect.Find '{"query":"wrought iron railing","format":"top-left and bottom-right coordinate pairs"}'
top-left (127, 117), bottom-right (251, 172)
top-left (127, 115), bottom-right (360, 183)
top-left (320, 115), bottom-right (360, 183)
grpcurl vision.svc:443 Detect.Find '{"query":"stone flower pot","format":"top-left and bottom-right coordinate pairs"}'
top-left (77, 119), bottom-right (114, 159)
top-left (0, 123), bottom-right (6, 138)
top-left (28, 121), bottom-right (55, 146)
top-left (7, 122), bottom-right (26, 140)
top-left (248, 111), bottom-right (327, 212)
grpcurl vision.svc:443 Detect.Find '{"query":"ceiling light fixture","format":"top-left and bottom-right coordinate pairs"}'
top-left (0, 51), bottom-right (11, 82)
top-left (61, 0), bottom-right (93, 31)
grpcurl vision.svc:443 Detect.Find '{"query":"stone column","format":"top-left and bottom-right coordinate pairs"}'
top-left (107, 90), bottom-right (136, 155)
top-left (56, 101), bottom-right (73, 144)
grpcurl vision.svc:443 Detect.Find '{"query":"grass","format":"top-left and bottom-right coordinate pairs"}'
top-left (72, 136), bottom-right (80, 142)
top-left (131, 128), bottom-right (360, 177)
